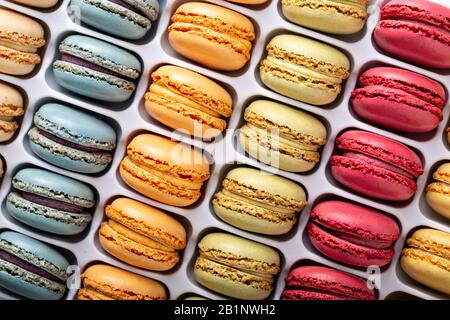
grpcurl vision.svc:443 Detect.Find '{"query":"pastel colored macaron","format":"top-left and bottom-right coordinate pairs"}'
top-left (281, 265), bottom-right (376, 300)
top-left (307, 200), bottom-right (400, 267)
top-left (28, 103), bottom-right (116, 174)
top-left (194, 232), bottom-right (280, 300)
top-left (213, 167), bottom-right (307, 235)
top-left (374, 0), bottom-right (450, 69)
top-left (69, 0), bottom-right (159, 40)
top-left (239, 99), bottom-right (327, 172)
top-left (145, 65), bottom-right (232, 139)
top-left (6, 168), bottom-right (95, 235)
top-left (351, 67), bottom-right (446, 133)
top-left (78, 264), bottom-right (166, 300)
top-left (168, 2), bottom-right (255, 71)
top-left (426, 162), bottom-right (450, 220)
top-left (183, 295), bottom-right (208, 300)
top-left (53, 35), bottom-right (141, 102)
top-left (120, 134), bottom-right (210, 206)
top-left (0, 82), bottom-right (24, 142)
top-left (0, 8), bottom-right (46, 75)
top-left (260, 34), bottom-right (350, 105)
top-left (0, 156), bottom-right (4, 179)
top-left (330, 130), bottom-right (424, 201)
top-left (401, 228), bottom-right (450, 295)
top-left (0, 231), bottom-right (69, 300)
top-left (281, 0), bottom-right (368, 35)
top-left (99, 197), bottom-right (186, 271)
top-left (10, 0), bottom-right (59, 8)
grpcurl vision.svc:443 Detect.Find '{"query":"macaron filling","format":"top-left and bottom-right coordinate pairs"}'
top-left (109, 0), bottom-right (144, 15)
top-left (37, 129), bottom-right (104, 153)
top-left (21, 192), bottom-right (85, 213)
top-left (0, 249), bottom-right (62, 283)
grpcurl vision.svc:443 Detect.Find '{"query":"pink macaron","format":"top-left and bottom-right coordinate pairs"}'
top-left (307, 200), bottom-right (400, 267)
top-left (374, 0), bottom-right (450, 69)
top-left (330, 130), bottom-right (424, 201)
top-left (351, 67), bottom-right (446, 133)
top-left (281, 265), bottom-right (376, 300)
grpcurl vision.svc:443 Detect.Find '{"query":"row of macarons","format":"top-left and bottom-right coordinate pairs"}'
top-left (0, 212), bottom-right (448, 300)
top-left (2, 95), bottom-right (450, 218)
top-left (7, 0), bottom-right (450, 71)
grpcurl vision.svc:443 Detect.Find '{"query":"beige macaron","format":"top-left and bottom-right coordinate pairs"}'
top-left (0, 82), bottom-right (24, 142)
top-left (10, 0), bottom-right (59, 8)
top-left (426, 162), bottom-right (450, 220)
top-left (0, 8), bottom-right (46, 75)
top-left (401, 228), bottom-right (450, 295)
top-left (239, 99), bottom-right (327, 172)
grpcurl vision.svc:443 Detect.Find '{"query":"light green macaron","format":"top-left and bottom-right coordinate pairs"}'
top-left (239, 99), bottom-right (327, 172)
top-left (213, 167), bottom-right (307, 235)
top-left (281, 0), bottom-right (368, 35)
top-left (194, 232), bottom-right (280, 300)
top-left (260, 34), bottom-right (350, 105)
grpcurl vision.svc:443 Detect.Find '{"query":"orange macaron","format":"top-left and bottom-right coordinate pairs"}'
top-left (145, 65), bottom-right (233, 139)
top-left (99, 197), bottom-right (187, 271)
top-left (119, 134), bottom-right (211, 206)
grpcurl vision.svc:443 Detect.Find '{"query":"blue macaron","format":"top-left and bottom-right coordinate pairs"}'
top-left (52, 35), bottom-right (141, 102)
top-left (0, 231), bottom-right (69, 300)
top-left (6, 168), bottom-right (95, 235)
top-left (28, 103), bottom-right (117, 174)
top-left (70, 0), bottom-right (160, 40)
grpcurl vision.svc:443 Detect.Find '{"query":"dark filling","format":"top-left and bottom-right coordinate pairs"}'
top-left (0, 249), bottom-right (62, 283)
top-left (38, 129), bottom-right (103, 153)
top-left (60, 53), bottom-right (129, 80)
top-left (109, 0), bottom-right (144, 16)
top-left (22, 192), bottom-right (84, 213)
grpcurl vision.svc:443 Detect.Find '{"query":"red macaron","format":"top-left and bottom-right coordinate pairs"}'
top-left (281, 265), bottom-right (376, 300)
top-left (351, 67), bottom-right (446, 133)
top-left (307, 200), bottom-right (400, 267)
top-left (330, 130), bottom-right (424, 201)
top-left (374, 0), bottom-right (450, 69)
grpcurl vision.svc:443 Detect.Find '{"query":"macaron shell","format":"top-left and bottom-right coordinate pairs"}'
top-left (426, 183), bottom-right (450, 219)
top-left (226, 0), bottom-right (267, 4)
top-left (11, 0), bottom-right (59, 8)
top-left (0, 52), bottom-right (37, 76)
top-left (0, 271), bottom-right (64, 300)
top-left (281, 0), bottom-right (367, 35)
top-left (70, 0), bottom-right (152, 40)
top-left (80, 264), bottom-right (166, 300)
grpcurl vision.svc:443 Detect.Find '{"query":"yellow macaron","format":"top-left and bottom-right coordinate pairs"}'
top-left (401, 228), bottom-right (450, 295)
top-left (168, 2), bottom-right (255, 71)
top-left (426, 162), bottom-right (450, 220)
top-left (145, 65), bottom-right (232, 139)
top-left (78, 264), bottom-right (167, 300)
top-left (0, 82), bottom-right (24, 142)
top-left (119, 134), bottom-right (211, 206)
top-left (0, 8), bottom-right (46, 75)
top-left (99, 197), bottom-right (187, 271)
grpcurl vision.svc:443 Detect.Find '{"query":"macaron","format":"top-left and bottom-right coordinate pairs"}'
top-left (426, 162), bottom-right (450, 220)
top-left (260, 34), bottom-right (350, 105)
top-left (351, 67), bottom-right (446, 133)
top-left (10, 0), bottom-right (59, 8)
top-left (6, 168), bottom-right (95, 235)
top-left (281, 265), bottom-right (376, 300)
top-left (194, 232), bottom-right (280, 300)
top-left (78, 264), bottom-right (166, 300)
top-left (212, 167), bottom-right (307, 235)
top-left (374, 0), bottom-right (450, 69)
top-left (99, 197), bottom-right (186, 271)
top-left (401, 228), bottom-right (450, 295)
top-left (226, 0), bottom-right (267, 3)
top-left (69, 0), bottom-right (159, 40)
top-left (28, 103), bottom-right (116, 174)
top-left (330, 130), bottom-right (424, 201)
top-left (119, 134), bottom-right (210, 206)
top-left (168, 2), bottom-right (255, 71)
top-left (307, 200), bottom-right (400, 267)
top-left (281, 0), bottom-right (368, 35)
top-left (53, 35), bottom-right (141, 102)
top-left (145, 65), bottom-right (233, 139)
top-left (183, 295), bottom-right (208, 300)
top-left (0, 82), bottom-right (24, 142)
top-left (0, 156), bottom-right (4, 179)
top-left (239, 99), bottom-right (327, 172)
top-left (0, 231), bottom-right (69, 300)
top-left (0, 8), bottom-right (46, 75)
